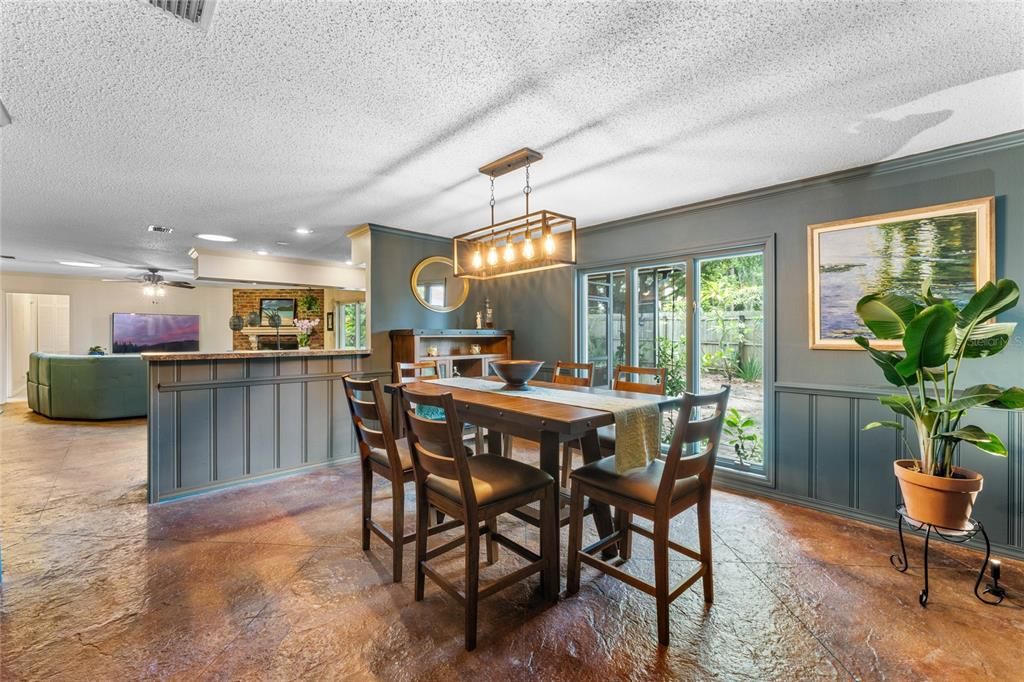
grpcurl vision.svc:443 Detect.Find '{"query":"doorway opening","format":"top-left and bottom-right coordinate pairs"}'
top-left (4, 293), bottom-right (71, 401)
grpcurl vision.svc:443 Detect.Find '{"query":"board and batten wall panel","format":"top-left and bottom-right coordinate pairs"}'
top-left (147, 354), bottom-right (361, 502)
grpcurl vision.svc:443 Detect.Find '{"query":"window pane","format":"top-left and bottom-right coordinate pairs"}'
top-left (582, 271), bottom-right (625, 387)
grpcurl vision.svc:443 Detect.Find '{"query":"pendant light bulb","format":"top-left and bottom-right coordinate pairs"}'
top-left (522, 233), bottom-right (535, 259)
top-left (543, 230), bottom-right (556, 256)
top-left (471, 248), bottom-right (483, 270)
top-left (503, 236), bottom-right (516, 263)
top-left (487, 243), bottom-right (499, 266)
top-left (143, 285), bottom-right (154, 297)
top-left (157, 286), bottom-right (166, 297)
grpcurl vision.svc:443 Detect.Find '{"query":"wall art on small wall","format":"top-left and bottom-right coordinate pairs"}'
top-left (808, 196), bottom-right (995, 350)
top-left (260, 298), bottom-right (296, 326)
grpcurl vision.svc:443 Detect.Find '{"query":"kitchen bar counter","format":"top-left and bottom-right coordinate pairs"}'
top-left (145, 350), bottom-right (367, 502)
top-left (141, 348), bottom-right (370, 361)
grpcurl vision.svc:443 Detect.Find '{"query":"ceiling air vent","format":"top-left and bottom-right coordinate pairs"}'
top-left (141, 0), bottom-right (217, 30)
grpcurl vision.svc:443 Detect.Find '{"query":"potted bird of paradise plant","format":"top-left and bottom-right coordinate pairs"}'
top-left (855, 279), bottom-right (1023, 530)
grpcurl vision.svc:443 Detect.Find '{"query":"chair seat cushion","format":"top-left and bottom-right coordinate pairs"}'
top-left (570, 456), bottom-right (701, 506)
top-left (426, 454), bottom-right (553, 507)
top-left (368, 444), bottom-right (413, 472)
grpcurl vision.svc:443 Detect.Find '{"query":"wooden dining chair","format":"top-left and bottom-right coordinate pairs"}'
top-left (500, 360), bottom-right (596, 473)
top-left (342, 375), bottom-right (461, 583)
top-left (397, 359), bottom-right (485, 452)
top-left (566, 385), bottom-right (730, 647)
top-left (563, 363), bottom-right (667, 484)
top-left (399, 384), bottom-right (559, 651)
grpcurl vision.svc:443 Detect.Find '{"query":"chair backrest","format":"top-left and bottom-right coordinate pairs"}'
top-left (398, 384), bottom-right (477, 508)
top-left (658, 385), bottom-right (731, 503)
top-left (341, 375), bottom-right (403, 475)
top-left (552, 361), bottom-right (594, 387)
top-left (612, 365), bottom-right (667, 395)
top-left (395, 360), bottom-right (440, 383)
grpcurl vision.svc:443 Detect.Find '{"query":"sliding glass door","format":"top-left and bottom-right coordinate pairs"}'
top-left (579, 244), bottom-right (770, 476)
top-left (697, 253), bottom-right (765, 469)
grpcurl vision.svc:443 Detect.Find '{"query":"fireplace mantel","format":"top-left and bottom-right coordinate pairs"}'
top-left (242, 326), bottom-right (299, 336)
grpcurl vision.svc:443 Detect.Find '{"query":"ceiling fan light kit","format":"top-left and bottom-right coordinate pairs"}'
top-left (453, 147), bottom-right (576, 280)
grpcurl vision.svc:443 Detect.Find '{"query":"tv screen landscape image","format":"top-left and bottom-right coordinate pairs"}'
top-left (112, 313), bottom-right (200, 353)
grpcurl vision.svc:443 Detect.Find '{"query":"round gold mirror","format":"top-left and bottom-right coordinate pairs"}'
top-left (411, 256), bottom-right (469, 313)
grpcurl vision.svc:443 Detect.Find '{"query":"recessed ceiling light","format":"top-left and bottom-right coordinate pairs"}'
top-left (148, 225), bottom-right (174, 234)
top-left (294, 227), bottom-right (314, 235)
top-left (255, 249), bottom-right (269, 256)
top-left (275, 241), bottom-right (290, 246)
top-left (59, 261), bottom-right (101, 268)
top-left (194, 233), bottom-right (237, 242)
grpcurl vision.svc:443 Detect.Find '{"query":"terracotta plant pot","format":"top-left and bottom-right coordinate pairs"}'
top-left (893, 460), bottom-right (983, 530)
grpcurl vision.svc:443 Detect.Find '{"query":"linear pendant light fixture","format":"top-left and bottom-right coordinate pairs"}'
top-left (453, 148), bottom-right (576, 279)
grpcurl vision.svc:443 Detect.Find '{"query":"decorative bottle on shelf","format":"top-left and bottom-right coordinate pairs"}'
top-left (484, 297), bottom-right (494, 329)
top-left (475, 311), bottom-right (483, 329)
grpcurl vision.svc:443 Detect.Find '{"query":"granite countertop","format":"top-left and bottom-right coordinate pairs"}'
top-left (141, 348), bottom-right (371, 361)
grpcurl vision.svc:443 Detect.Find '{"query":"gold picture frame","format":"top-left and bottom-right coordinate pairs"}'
top-left (808, 196), bottom-right (995, 350)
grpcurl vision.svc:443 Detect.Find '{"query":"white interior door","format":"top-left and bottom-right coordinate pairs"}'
top-left (4, 292), bottom-right (71, 400)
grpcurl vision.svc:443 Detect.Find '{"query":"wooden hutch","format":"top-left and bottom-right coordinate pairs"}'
top-left (389, 328), bottom-right (513, 381)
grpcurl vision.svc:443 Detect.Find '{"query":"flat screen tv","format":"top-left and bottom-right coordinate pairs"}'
top-left (111, 312), bottom-right (200, 353)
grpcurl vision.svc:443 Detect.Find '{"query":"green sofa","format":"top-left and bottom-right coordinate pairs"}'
top-left (26, 353), bottom-right (147, 420)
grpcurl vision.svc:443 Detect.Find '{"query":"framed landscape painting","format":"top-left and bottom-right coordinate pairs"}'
top-left (260, 298), bottom-right (296, 326)
top-left (808, 196), bottom-right (994, 350)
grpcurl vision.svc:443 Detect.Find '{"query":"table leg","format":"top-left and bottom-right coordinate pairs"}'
top-left (486, 428), bottom-right (503, 456)
top-left (539, 431), bottom-right (561, 588)
top-left (580, 429), bottom-right (617, 559)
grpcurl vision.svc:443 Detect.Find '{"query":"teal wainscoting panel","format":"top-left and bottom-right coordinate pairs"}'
top-left (813, 395), bottom-right (852, 507)
top-left (776, 391), bottom-right (811, 497)
top-left (855, 398), bottom-right (901, 518)
top-left (305, 379), bottom-right (331, 463)
top-left (178, 387), bottom-right (213, 490)
top-left (214, 360), bottom-right (247, 481)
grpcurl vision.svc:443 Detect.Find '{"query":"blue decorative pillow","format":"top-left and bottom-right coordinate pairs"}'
top-left (415, 404), bottom-right (447, 421)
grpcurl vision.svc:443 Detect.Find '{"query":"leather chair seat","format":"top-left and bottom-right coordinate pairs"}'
top-left (368, 445), bottom-right (413, 472)
top-left (570, 456), bottom-right (701, 506)
top-left (426, 454), bottom-right (553, 507)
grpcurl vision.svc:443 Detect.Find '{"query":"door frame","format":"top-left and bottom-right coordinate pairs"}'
top-left (576, 234), bottom-right (776, 487)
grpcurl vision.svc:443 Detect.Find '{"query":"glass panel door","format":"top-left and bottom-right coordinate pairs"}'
top-left (697, 252), bottom-right (765, 470)
top-left (582, 270), bottom-right (626, 387)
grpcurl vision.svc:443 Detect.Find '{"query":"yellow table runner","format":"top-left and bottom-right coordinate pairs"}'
top-left (430, 377), bottom-right (661, 472)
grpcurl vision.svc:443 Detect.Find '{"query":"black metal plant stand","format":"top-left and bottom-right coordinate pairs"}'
top-left (890, 504), bottom-right (1004, 607)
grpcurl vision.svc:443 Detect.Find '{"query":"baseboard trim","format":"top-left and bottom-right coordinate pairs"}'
top-left (715, 477), bottom-right (1024, 562)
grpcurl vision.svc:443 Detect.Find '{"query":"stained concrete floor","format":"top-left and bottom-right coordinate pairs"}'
top-left (1, 402), bottom-right (1021, 681)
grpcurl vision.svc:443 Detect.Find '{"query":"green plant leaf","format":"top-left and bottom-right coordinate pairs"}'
top-left (956, 322), bottom-right (1015, 358)
top-left (879, 394), bottom-right (918, 419)
top-left (939, 426), bottom-right (1008, 456)
top-left (987, 386), bottom-right (1024, 410)
top-left (854, 337), bottom-right (918, 387)
top-left (855, 293), bottom-right (920, 340)
top-left (863, 420), bottom-right (904, 431)
top-left (895, 303), bottom-right (957, 376)
top-left (938, 384), bottom-right (1008, 412)
top-left (957, 279), bottom-right (1020, 328)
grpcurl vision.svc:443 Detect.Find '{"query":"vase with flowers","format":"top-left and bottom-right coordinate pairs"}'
top-left (294, 318), bottom-right (320, 350)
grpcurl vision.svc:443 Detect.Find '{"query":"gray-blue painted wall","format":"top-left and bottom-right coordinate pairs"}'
top-left (466, 133), bottom-right (1024, 557)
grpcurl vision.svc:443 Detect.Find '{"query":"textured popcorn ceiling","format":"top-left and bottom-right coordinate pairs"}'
top-left (1, 0), bottom-right (1022, 277)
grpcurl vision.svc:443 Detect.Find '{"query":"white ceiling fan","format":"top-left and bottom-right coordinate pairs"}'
top-left (120, 267), bottom-right (196, 300)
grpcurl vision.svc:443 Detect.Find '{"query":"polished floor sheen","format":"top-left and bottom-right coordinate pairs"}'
top-left (1, 403), bottom-right (1021, 680)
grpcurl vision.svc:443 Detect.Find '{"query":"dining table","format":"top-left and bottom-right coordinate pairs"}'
top-left (386, 374), bottom-right (683, 589)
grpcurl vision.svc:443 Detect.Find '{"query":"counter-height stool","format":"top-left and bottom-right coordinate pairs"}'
top-left (342, 375), bottom-right (461, 583)
top-left (399, 384), bottom-right (559, 651)
top-left (398, 359), bottom-right (485, 453)
top-left (563, 364), bottom-right (667, 483)
top-left (499, 360), bottom-right (595, 476)
top-left (566, 385), bottom-right (730, 647)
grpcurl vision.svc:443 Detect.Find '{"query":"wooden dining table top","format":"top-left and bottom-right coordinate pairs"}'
top-left (386, 375), bottom-right (681, 437)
